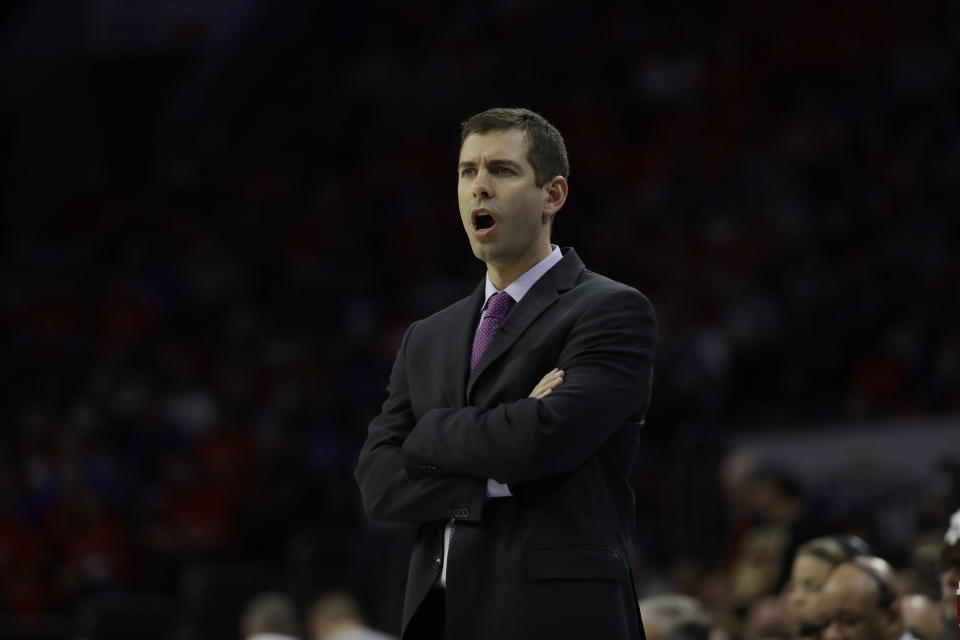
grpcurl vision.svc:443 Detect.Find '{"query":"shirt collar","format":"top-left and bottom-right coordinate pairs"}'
top-left (483, 245), bottom-right (562, 309)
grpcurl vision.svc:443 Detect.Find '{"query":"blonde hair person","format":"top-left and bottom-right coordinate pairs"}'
top-left (783, 535), bottom-right (871, 638)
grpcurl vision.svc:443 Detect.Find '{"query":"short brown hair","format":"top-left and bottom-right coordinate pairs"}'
top-left (460, 107), bottom-right (569, 187)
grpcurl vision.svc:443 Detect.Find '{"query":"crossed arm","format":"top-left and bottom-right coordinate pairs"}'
top-left (355, 289), bottom-right (654, 524)
top-left (354, 350), bottom-right (564, 523)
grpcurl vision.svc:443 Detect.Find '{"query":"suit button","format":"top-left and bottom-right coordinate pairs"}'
top-left (433, 557), bottom-right (442, 569)
top-left (459, 508), bottom-right (470, 518)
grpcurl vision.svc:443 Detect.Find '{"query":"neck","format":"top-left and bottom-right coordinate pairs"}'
top-left (487, 242), bottom-right (552, 290)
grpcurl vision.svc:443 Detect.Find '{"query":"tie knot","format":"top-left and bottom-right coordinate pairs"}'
top-left (486, 291), bottom-right (515, 320)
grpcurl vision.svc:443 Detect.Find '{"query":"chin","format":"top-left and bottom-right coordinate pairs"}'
top-left (469, 242), bottom-right (490, 262)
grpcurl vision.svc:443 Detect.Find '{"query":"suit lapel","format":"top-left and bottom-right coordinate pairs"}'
top-left (443, 280), bottom-right (486, 407)
top-left (466, 248), bottom-right (584, 402)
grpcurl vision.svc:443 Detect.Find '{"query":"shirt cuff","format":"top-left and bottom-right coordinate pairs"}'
top-left (485, 478), bottom-right (512, 498)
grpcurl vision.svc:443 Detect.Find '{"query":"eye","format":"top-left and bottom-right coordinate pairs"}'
top-left (494, 166), bottom-right (514, 175)
top-left (461, 167), bottom-right (477, 177)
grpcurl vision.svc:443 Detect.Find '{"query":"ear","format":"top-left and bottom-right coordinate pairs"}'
top-left (882, 599), bottom-right (902, 637)
top-left (542, 175), bottom-right (569, 223)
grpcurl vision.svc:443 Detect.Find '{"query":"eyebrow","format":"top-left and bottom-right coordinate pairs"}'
top-left (457, 158), bottom-right (524, 170)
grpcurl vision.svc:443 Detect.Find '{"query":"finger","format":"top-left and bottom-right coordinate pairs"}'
top-left (536, 377), bottom-right (563, 393)
top-left (540, 370), bottom-right (563, 385)
top-left (530, 369), bottom-right (566, 397)
top-left (529, 379), bottom-right (553, 396)
top-left (530, 381), bottom-right (555, 398)
top-left (530, 381), bottom-right (563, 399)
top-left (541, 372), bottom-right (566, 389)
top-left (529, 384), bottom-right (549, 398)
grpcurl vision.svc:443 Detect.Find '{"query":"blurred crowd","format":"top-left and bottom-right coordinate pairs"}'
top-left (2, 0), bottom-right (959, 636)
top-left (630, 460), bottom-right (960, 640)
top-left (238, 590), bottom-right (396, 640)
top-left (635, 505), bottom-right (960, 640)
top-left (215, 495), bottom-right (960, 640)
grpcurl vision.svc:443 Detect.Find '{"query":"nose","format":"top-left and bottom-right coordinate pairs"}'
top-left (472, 168), bottom-right (493, 199)
top-left (786, 591), bottom-right (803, 613)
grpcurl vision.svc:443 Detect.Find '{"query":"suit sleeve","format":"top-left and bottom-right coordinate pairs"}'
top-left (401, 288), bottom-right (655, 484)
top-left (355, 322), bottom-right (487, 523)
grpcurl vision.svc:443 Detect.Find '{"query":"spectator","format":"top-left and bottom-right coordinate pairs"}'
top-left (937, 509), bottom-right (960, 640)
top-left (240, 592), bottom-right (302, 640)
top-left (306, 592), bottom-right (396, 640)
top-left (743, 595), bottom-right (791, 640)
top-left (783, 535), bottom-right (872, 638)
top-left (901, 594), bottom-right (944, 640)
top-left (816, 556), bottom-right (904, 640)
top-left (726, 467), bottom-right (822, 615)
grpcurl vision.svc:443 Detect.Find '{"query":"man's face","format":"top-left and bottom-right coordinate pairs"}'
top-left (817, 566), bottom-right (897, 640)
top-left (457, 128), bottom-right (554, 269)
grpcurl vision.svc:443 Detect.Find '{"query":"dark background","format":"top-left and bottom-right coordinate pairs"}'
top-left (1, 1), bottom-right (959, 638)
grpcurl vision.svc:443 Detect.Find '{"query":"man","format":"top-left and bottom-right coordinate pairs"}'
top-left (937, 509), bottom-right (960, 640)
top-left (816, 556), bottom-right (903, 640)
top-left (355, 107), bottom-right (656, 639)
top-left (240, 592), bottom-right (302, 640)
top-left (306, 592), bottom-right (396, 640)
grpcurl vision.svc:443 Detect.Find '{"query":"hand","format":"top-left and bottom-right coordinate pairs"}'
top-left (528, 368), bottom-right (564, 399)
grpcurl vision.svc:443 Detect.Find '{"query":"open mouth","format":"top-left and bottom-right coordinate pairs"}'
top-left (473, 210), bottom-right (496, 231)
top-left (475, 214), bottom-right (495, 229)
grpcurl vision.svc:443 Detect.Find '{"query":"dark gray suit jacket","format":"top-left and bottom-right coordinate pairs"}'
top-left (355, 248), bottom-right (655, 640)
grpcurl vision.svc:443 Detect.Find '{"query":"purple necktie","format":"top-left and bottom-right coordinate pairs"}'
top-left (471, 291), bottom-right (516, 371)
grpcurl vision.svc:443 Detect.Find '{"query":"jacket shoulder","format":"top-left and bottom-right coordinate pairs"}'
top-left (409, 291), bottom-right (477, 332)
top-left (577, 269), bottom-right (654, 309)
